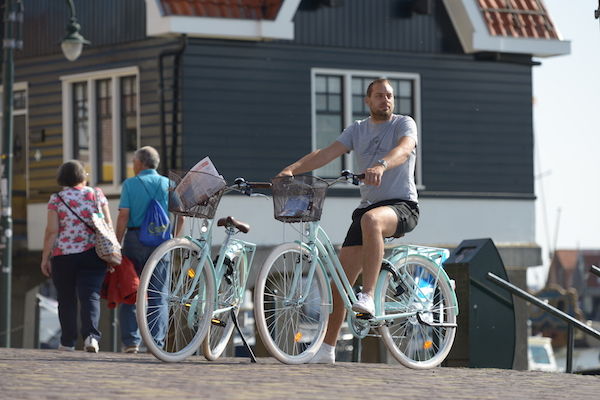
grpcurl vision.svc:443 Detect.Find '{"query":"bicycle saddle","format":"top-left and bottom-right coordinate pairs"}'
top-left (217, 216), bottom-right (250, 233)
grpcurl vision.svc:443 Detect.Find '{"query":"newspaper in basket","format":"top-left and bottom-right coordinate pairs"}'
top-left (272, 175), bottom-right (328, 223)
top-left (168, 170), bottom-right (226, 218)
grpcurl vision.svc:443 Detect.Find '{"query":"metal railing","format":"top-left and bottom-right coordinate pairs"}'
top-left (486, 272), bottom-right (600, 373)
top-left (591, 265), bottom-right (600, 278)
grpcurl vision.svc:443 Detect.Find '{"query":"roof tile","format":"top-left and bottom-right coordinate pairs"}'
top-left (160, 0), bottom-right (283, 20)
top-left (477, 0), bottom-right (559, 40)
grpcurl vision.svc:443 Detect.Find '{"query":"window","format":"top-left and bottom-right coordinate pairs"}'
top-left (311, 69), bottom-right (422, 186)
top-left (62, 67), bottom-right (140, 188)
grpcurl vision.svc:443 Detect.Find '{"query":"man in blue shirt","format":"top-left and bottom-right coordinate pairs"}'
top-left (116, 146), bottom-right (170, 353)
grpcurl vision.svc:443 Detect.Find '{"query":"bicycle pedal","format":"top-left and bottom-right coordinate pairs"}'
top-left (355, 313), bottom-right (373, 320)
top-left (394, 284), bottom-right (405, 297)
top-left (211, 318), bottom-right (226, 327)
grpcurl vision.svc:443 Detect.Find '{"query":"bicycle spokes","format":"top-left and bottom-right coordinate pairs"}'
top-left (378, 256), bottom-right (457, 369)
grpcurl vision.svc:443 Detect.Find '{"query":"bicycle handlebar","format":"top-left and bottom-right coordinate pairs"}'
top-left (336, 170), bottom-right (364, 186)
top-left (231, 177), bottom-right (272, 196)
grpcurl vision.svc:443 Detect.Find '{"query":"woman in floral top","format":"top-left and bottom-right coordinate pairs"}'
top-left (40, 160), bottom-right (114, 353)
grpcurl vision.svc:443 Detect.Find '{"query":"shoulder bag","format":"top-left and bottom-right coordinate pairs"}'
top-left (57, 190), bottom-right (122, 265)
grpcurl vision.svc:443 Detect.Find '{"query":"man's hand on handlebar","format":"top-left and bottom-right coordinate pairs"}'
top-left (276, 169), bottom-right (293, 178)
top-left (363, 164), bottom-right (385, 187)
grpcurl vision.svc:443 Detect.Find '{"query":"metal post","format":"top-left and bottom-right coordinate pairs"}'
top-left (351, 337), bottom-right (362, 362)
top-left (566, 324), bottom-right (574, 373)
top-left (0, 0), bottom-right (23, 348)
top-left (111, 308), bottom-right (118, 352)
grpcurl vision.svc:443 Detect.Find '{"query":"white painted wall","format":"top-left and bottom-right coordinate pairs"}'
top-left (28, 195), bottom-right (536, 251)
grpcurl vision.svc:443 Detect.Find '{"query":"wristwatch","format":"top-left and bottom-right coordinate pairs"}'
top-left (375, 159), bottom-right (388, 170)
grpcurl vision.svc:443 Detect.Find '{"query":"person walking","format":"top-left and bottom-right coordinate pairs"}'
top-left (115, 146), bottom-right (170, 353)
top-left (277, 78), bottom-right (420, 364)
top-left (41, 160), bottom-right (113, 353)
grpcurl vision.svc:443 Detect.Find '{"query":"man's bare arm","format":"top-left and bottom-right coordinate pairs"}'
top-left (115, 208), bottom-right (130, 244)
top-left (279, 141), bottom-right (349, 176)
top-left (363, 136), bottom-right (416, 186)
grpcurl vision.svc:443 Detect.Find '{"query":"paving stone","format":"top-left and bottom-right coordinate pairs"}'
top-left (0, 348), bottom-right (598, 399)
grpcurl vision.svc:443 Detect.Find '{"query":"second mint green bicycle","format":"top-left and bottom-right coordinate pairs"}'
top-left (137, 171), bottom-right (270, 362)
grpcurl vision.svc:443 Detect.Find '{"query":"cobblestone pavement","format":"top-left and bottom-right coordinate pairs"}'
top-left (0, 348), bottom-right (598, 399)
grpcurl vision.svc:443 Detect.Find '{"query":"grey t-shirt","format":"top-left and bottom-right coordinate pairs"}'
top-left (337, 114), bottom-right (418, 207)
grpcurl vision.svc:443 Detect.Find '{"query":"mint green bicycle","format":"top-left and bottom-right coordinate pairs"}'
top-left (254, 171), bottom-right (458, 369)
top-left (137, 171), bottom-right (270, 362)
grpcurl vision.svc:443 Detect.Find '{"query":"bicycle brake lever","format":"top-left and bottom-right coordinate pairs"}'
top-left (234, 177), bottom-right (247, 187)
top-left (352, 175), bottom-right (362, 186)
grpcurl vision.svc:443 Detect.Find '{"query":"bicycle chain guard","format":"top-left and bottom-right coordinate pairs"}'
top-left (347, 312), bottom-right (370, 339)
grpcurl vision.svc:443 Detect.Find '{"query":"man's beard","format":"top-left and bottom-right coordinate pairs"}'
top-left (371, 108), bottom-right (392, 121)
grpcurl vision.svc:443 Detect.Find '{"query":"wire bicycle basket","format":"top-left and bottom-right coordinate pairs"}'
top-left (168, 170), bottom-right (227, 219)
top-left (271, 175), bottom-right (328, 223)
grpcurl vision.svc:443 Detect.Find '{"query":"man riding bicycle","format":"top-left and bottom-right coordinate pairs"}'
top-left (277, 78), bottom-right (420, 364)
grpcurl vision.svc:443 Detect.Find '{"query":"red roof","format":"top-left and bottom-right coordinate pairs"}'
top-left (548, 250), bottom-right (600, 289)
top-left (160, 0), bottom-right (283, 20)
top-left (477, 0), bottom-right (559, 40)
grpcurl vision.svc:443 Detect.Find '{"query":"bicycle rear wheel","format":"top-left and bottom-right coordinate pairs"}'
top-left (202, 251), bottom-right (248, 360)
top-left (254, 242), bottom-right (330, 364)
top-left (377, 255), bottom-right (457, 369)
top-left (137, 237), bottom-right (215, 362)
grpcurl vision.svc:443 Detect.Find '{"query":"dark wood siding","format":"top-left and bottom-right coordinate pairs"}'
top-left (181, 39), bottom-right (533, 197)
top-left (19, 0), bottom-right (147, 59)
top-left (292, 0), bottom-right (463, 55)
top-left (16, 37), bottom-right (181, 201)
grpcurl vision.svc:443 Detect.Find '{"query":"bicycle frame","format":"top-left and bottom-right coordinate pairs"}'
top-left (289, 220), bottom-right (356, 314)
top-left (177, 218), bottom-right (256, 317)
top-left (210, 230), bottom-right (256, 318)
top-left (287, 221), bottom-right (458, 325)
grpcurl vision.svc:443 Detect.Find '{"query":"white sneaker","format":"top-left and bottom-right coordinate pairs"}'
top-left (84, 336), bottom-right (99, 353)
top-left (308, 343), bottom-right (335, 364)
top-left (352, 292), bottom-right (375, 316)
top-left (122, 345), bottom-right (139, 354)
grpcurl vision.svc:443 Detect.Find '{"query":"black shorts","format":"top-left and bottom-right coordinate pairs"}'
top-left (341, 199), bottom-right (419, 247)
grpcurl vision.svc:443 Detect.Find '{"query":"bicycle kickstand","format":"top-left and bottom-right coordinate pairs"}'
top-left (230, 309), bottom-right (257, 363)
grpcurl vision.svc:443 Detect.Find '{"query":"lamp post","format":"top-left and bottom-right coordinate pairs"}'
top-left (0, 0), bottom-right (23, 348)
top-left (61, 0), bottom-right (89, 62)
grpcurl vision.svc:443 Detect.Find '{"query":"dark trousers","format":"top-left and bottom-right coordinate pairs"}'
top-left (51, 248), bottom-right (107, 347)
top-left (119, 230), bottom-right (167, 347)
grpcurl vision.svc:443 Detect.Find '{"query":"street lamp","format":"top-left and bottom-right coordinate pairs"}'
top-left (61, 0), bottom-right (89, 61)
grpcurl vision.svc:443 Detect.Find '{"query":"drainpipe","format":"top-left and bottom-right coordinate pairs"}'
top-left (158, 35), bottom-right (187, 175)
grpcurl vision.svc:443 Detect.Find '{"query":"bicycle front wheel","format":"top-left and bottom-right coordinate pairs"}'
top-left (254, 242), bottom-right (330, 364)
top-left (377, 255), bottom-right (457, 369)
top-left (202, 251), bottom-right (248, 360)
top-left (137, 237), bottom-right (215, 362)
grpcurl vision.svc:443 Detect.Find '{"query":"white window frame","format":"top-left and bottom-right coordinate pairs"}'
top-left (61, 66), bottom-right (140, 193)
top-left (0, 82), bottom-right (29, 195)
top-left (311, 68), bottom-right (423, 188)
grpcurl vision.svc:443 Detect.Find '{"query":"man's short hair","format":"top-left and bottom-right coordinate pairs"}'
top-left (56, 160), bottom-right (87, 187)
top-left (135, 146), bottom-right (160, 170)
top-left (366, 78), bottom-right (392, 97)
